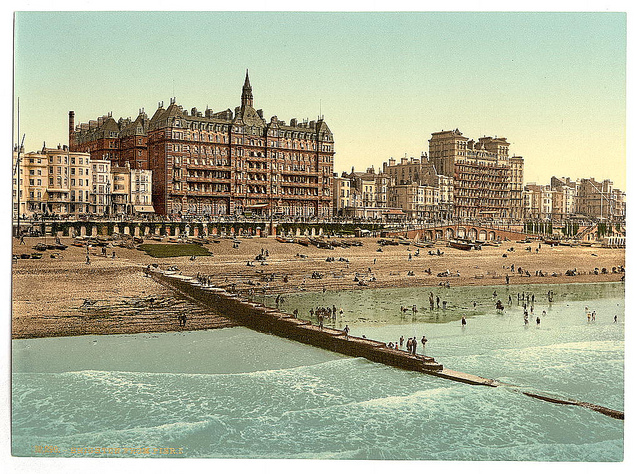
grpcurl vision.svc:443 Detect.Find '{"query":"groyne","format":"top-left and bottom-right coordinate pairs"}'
top-left (149, 268), bottom-right (624, 420)
top-left (148, 269), bottom-right (497, 386)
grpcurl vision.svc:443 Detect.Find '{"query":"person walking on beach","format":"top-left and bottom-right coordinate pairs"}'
top-left (344, 325), bottom-right (350, 340)
top-left (86, 255), bottom-right (91, 265)
top-left (614, 315), bottom-right (617, 323)
top-left (461, 316), bottom-right (467, 327)
top-left (421, 336), bottom-right (427, 350)
top-left (412, 338), bottom-right (417, 355)
top-left (399, 335), bottom-right (404, 347)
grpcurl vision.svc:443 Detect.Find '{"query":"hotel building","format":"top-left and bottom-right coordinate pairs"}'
top-left (70, 72), bottom-right (335, 218)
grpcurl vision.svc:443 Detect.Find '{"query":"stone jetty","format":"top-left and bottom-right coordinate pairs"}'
top-left (148, 268), bottom-right (498, 387)
top-left (148, 268), bottom-right (623, 420)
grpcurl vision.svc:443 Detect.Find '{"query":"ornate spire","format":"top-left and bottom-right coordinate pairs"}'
top-left (241, 69), bottom-right (253, 108)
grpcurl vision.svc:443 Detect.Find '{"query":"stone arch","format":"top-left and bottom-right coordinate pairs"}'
top-left (488, 231), bottom-right (496, 241)
top-left (457, 227), bottom-right (466, 238)
top-left (468, 228), bottom-right (478, 240)
top-left (445, 227), bottom-right (454, 240)
top-left (435, 230), bottom-right (443, 240)
top-left (478, 229), bottom-right (487, 241)
top-left (426, 230), bottom-right (433, 240)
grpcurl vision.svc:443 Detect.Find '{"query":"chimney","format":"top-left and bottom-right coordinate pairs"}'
top-left (68, 111), bottom-right (75, 147)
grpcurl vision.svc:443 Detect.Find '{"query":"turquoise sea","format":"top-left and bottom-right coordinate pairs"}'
top-left (12, 282), bottom-right (624, 461)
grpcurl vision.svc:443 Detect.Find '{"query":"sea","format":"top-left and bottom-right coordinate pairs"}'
top-left (12, 282), bottom-right (624, 461)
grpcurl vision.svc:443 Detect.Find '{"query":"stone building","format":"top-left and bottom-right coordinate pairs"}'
top-left (12, 145), bottom-right (153, 220)
top-left (332, 174), bottom-right (352, 216)
top-left (111, 163), bottom-right (154, 216)
top-left (427, 129), bottom-right (518, 220)
top-left (550, 176), bottom-right (577, 221)
top-left (90, 158), bottom-right (111, 216)
top-left (382, 154), bottom-right (453, 221)
top-left (575, 178), bottom-right (625, 221)
top-left (69, 72), bottom-right (335, 218)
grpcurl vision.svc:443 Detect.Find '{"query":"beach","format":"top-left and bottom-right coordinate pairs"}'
top-left (12, 235), bottom-right (625, 339)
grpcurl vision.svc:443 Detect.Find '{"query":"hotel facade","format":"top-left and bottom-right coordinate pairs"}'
top-left (427, 129), bottom-right (523, 220)
top-left (69, 72), bottom-right (335, 218)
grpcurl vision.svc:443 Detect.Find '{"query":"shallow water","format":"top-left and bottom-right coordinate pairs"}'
top-left (12, 282), bottom-right (624, 460)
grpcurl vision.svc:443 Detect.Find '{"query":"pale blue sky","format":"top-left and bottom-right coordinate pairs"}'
top-left (13, 11), bottom-right (626, 188)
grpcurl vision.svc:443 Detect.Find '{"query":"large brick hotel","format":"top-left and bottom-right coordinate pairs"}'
top-left (69, 72), bottom-right (335, 218)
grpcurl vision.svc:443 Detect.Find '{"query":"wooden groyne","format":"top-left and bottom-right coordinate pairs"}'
top-left (148, 269), bottom-right (497, 387)
top-left (148, 269), bottom-right (624, 420)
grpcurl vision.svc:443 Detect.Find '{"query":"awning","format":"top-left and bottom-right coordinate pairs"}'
top-left (245, 203), bottom-right (269, 209)
top-left (133, 205), bottom-right (155, 213)
top-left (383, 209), bottom-right (405, 215)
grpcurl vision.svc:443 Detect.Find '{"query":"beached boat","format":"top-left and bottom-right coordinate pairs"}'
top-left (310, 238), bottom-right (334, 250)
top-left (448, 239), bottom-right (474, 251)
top-left (295, 238), bottom-right (309, 247)
top-left (276, 236), bottom-right (294, 244)
top-left (30, 253), bottom-right (43, 259)
top-left (33, 243), bottom-right (48, 252)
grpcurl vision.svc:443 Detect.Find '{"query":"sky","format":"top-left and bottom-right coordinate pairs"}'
top-left (12, 10), bottom-right (627, 189)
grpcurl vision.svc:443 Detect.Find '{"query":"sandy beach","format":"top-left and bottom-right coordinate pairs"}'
top-left (12, 235), bottom-right (625, 339)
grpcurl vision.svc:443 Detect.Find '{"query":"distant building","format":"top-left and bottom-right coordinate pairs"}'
top-left (382, 155), bottom-right (453, 221)
top-left (332, 174), bottom-right (352, 216)
top-left (428, 129), bottom-right (518, 220)
top-left (523, 183), bottom-right (554, 220)
top-left (12, 145), bottom-right (153, 220)
top-left (339, 166), bottom-right (390, 219)
top-left (90, 158), bottom-right (111, 216)
top-left (575, 178), bottom-right (625, 221)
